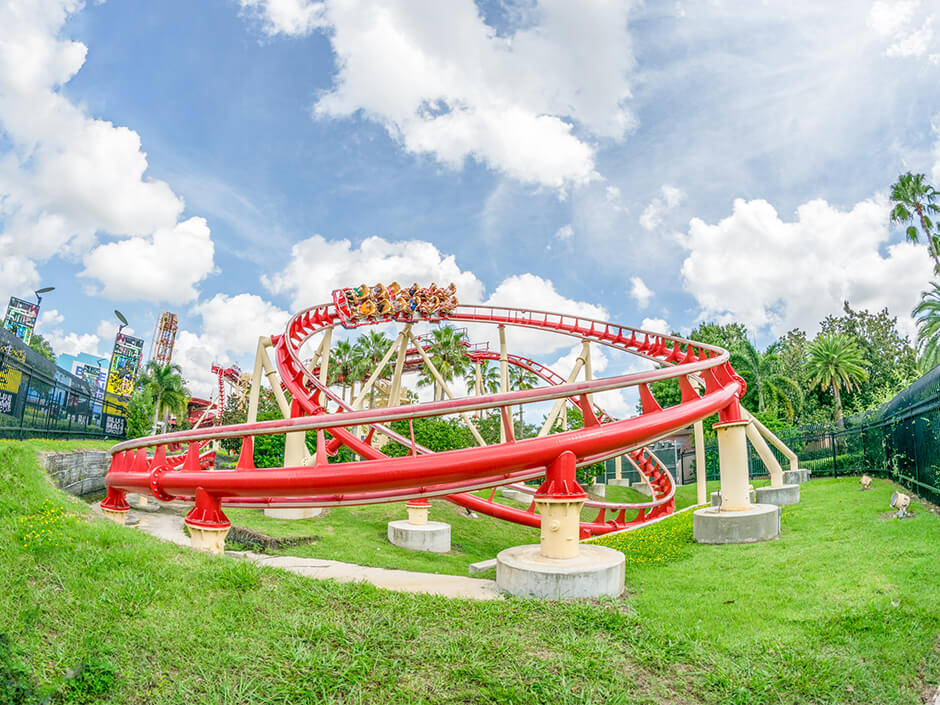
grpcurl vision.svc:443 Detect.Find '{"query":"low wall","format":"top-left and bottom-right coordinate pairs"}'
top-left (41, 450), bottom-right (110, 496)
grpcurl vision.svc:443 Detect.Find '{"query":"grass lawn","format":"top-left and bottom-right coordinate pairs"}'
top-left (2, 438), bottom-right (940, 704)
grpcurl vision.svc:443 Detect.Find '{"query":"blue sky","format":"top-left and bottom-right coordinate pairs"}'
top-left (2, 0), bottom-right (939, 407)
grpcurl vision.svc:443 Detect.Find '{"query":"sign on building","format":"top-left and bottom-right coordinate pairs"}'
top-left (103, 333), bottom-right (144, 417)
top-left (3, 297), bottom-right (39, 346)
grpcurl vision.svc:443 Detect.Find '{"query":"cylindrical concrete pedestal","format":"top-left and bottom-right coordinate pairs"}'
top-left (710, 488), bottom-right (756, 507)
top-left (608, 479), bottom-right (631, 487)
top-left (387, 520), bottom-right (451, 553)
top-left (264, 508), bottom-right (323, 520)
top-left (500, 488), bottom-right (532, 503)
top-left (589, 483), bottom-right (606, 498)
top-left (693, 504), bottom-right (780, 544)
top-left (495, 544), bottom-right (625, 599)
top-left (782, 469), bottom-right (811, 484)
top-left (754, 484), bottom-right (800, 506)
top-left (187, 524), bottom-right (230, 554)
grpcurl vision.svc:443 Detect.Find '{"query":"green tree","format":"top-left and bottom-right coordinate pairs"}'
top-left (912, 283), bottom-right (940, 371)
top-left (137, 361), bottom-right (188, 433)
top-left (28, 334), bottom-right (55, 363)
top-left (890, 171), bottom-right (940, 273)
top-left (509, 365), bottom-right (538, 436)
top-left (731, 338), bottom-right (801, 422)
top-left (818, 302), bottom-right (918, 412)
top-left (805, 334), bottom-right (869, 427)
top-left (125, 388), bottom-right (155, 439)
top-left (353, 330), bottom-right (393, 409)
top-left (463, 359), bottom-right (500, 395)
top-left (327, 339), bottom-right (359, 404)
top-left (417, 326), bottom-right (470, 401)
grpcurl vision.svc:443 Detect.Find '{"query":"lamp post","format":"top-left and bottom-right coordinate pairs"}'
top-left (34, 287), bottom-right (55, 306)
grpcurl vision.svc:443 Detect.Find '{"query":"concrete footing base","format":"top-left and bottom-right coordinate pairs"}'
top-left (187, 524), bottom-right (230, 554)
top-left (608, 479), bottom-right (631, 487)
top-left (783, 469), bottom-right (811, 484)
top-left (589, 483), bottom-right (606, 498)
top-left (693, 504), bottom-right (781, 544)
top-left (263, 507), bottom-right (324, 520)
top-left (500, 488), bottom-right (532, 503)
top-left (710, 488), bottom-right (757, 507)
top-left (754, 484), bottom-right (800, 506)
top-left (387, 520), bottom-right (451, 553)
top-left (495, 544), bottom-right (625, 599)
top-left (101, 508), bottom-right (128, 525)
top-left (632, 483), bottom-right (653, 496)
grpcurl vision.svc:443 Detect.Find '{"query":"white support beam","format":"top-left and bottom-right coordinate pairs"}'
top-left (537, 340), bottom-right (590, 437)
top-left (408, 331), bottom-right (487, 447)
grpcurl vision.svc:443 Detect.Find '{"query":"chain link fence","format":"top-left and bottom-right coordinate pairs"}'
top-left (678, 366), bottom-right (940, 505)
top-left (0, 327), bottom-right (124, 441)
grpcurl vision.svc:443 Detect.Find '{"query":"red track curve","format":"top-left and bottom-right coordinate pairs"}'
top-left (103, 303), bottom-right (744, 537)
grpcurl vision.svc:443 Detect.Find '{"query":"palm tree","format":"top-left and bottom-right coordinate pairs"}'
top-left (731, 339), bottom-right (802, 422)
top-left (463, 359), bottom-right (500, 395)
top-left (137, 361), bottom-right (188, 433)
top-left (327, 339), bottom-right (358, 404)
top-left (890, 172), bottom-right (940, 273)
top-left (353, 330), bottom-right (393, 409)
top-left (417, 326), bottom-right (470, 401)
top-left (805, 334), bottom-right (869, 428)
top-left (912, 284), bottom-right (940, 371)
top-left (509, 366), bottom-right (538, 436)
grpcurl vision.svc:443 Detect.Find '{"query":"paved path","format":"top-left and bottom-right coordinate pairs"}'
top-left (127, 508), bottom-right (502, 601)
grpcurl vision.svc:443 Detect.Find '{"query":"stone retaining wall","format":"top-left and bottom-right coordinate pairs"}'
top-left (41, 450), bottom-right (110, 496)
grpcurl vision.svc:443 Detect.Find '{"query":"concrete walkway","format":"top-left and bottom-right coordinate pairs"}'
top-left (128, 509), bottom-right (502, 601)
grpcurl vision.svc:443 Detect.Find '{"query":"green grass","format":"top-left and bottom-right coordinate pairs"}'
top-left (3, 439), bottom-right (940, 704)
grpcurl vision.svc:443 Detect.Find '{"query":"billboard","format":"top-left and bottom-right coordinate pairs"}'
top-left (103, 333), bottom-right (144, 417)
top-left (0, 345), bottom-right (25, 416)
top-left (3, 297), bottom-right (39, 346)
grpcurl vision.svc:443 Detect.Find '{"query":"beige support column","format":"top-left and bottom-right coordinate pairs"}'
top-left (101, 509), bottom-right (128, 525)
top-left (538, 341), bottom-right (589, 437)
top-left (246, 337), bottom-right (268, 424)
top-left (188, 526), bottom-right (230, 554)
top-left (407, 332), bottom-right (486, 446)
top-left (351, 330), bottom-right (407, 410)
top-left (318, 328), bottom-right (333, 386)
top-left (499, 325), bottom-right (509, 443)
top-left (615, 455), bottom-right (623, 481)
top-left (694, 419), bottom-right (707, 505)
top-left (389, 324), bottom-right (412, 407)
top-left (744, 420), bottom-right (784, 488)
top-left (406, 503), bottom-right (429, 525)
top-left (743, 409), bottom-right (799, 474)
top-left (583, 339), bottom-right (593, 407)
top-left (474, 360), bottom-right (483, 397)
top-left (714, 420), bottom-right (751, 511)
top-left (534, 496), bottom-right (585, 559)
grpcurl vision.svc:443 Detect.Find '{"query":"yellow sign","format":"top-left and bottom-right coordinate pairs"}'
top-left (0, 349), bottom-right (25, 393)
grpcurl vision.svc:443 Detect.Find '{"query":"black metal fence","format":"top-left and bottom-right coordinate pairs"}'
top-left (0, 328), bottom-right (125, 441)
top-left (678, 366), bottom-right (940, 505)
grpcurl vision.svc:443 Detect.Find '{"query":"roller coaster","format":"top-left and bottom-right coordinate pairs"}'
top-left (100, 283), bottom-right (797, 550)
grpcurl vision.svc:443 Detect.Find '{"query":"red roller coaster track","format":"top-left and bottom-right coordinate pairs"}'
top-left (102, 302), bottom-right (745, 538)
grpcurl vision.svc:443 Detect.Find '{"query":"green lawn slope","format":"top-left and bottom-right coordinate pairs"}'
top-left (2, 439), bottom-right (939, 704)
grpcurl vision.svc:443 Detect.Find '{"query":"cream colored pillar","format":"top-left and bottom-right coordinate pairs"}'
top-left (714, 420), bottom-right (751, 511)
top-left (615, 455), bottom-right (623, 481)
top-left (535, 496), bottom-right (585, 559)
top-left (406, 501), bottom-right (430, 525)
top-left (744, 420), bottom-right (784, 488)
top-left (101, 508), bottom-right (128, 525)
top-left (499, 325), bottom-right (508, 443)
top-left (188, 526), bottom-right (230, 554)
top-left (694, 419), bottom-right (707, 505)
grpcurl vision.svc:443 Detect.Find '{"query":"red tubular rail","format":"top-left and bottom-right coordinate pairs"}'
top-left (103, 302), bottom-right (743, 537)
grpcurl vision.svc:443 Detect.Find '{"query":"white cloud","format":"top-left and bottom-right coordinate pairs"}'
top-left (171, 330), bottom-right (229, 399)
top-left (239, 0), bottom-right (323, 36)
top-left (629, 276), bottom-right (654, 309)
top-left (555, 224), bottom-right (574, 241)
top-left (932, 117), bottom-right (940, 186)
top-left (38, 309), bottom-right (64, 327)
top-left (640, 317), bottom-right (670, 335)
top-left (80, 217), bottom-right (216, 303)
top-left (680, 197), bottom-right (932, 338)
top-left (249, 0), bottom-right (638, 189)
top-left (639, 184), bottom-right (684, 231)
top-left (868, 1), bottom-right (937, 58)
top-left (191, 293), bottom-right (291, 357)
top-left (0, 0), bottom-right (214, 304)
top-left (263, 234), bottom-right (485, 311)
